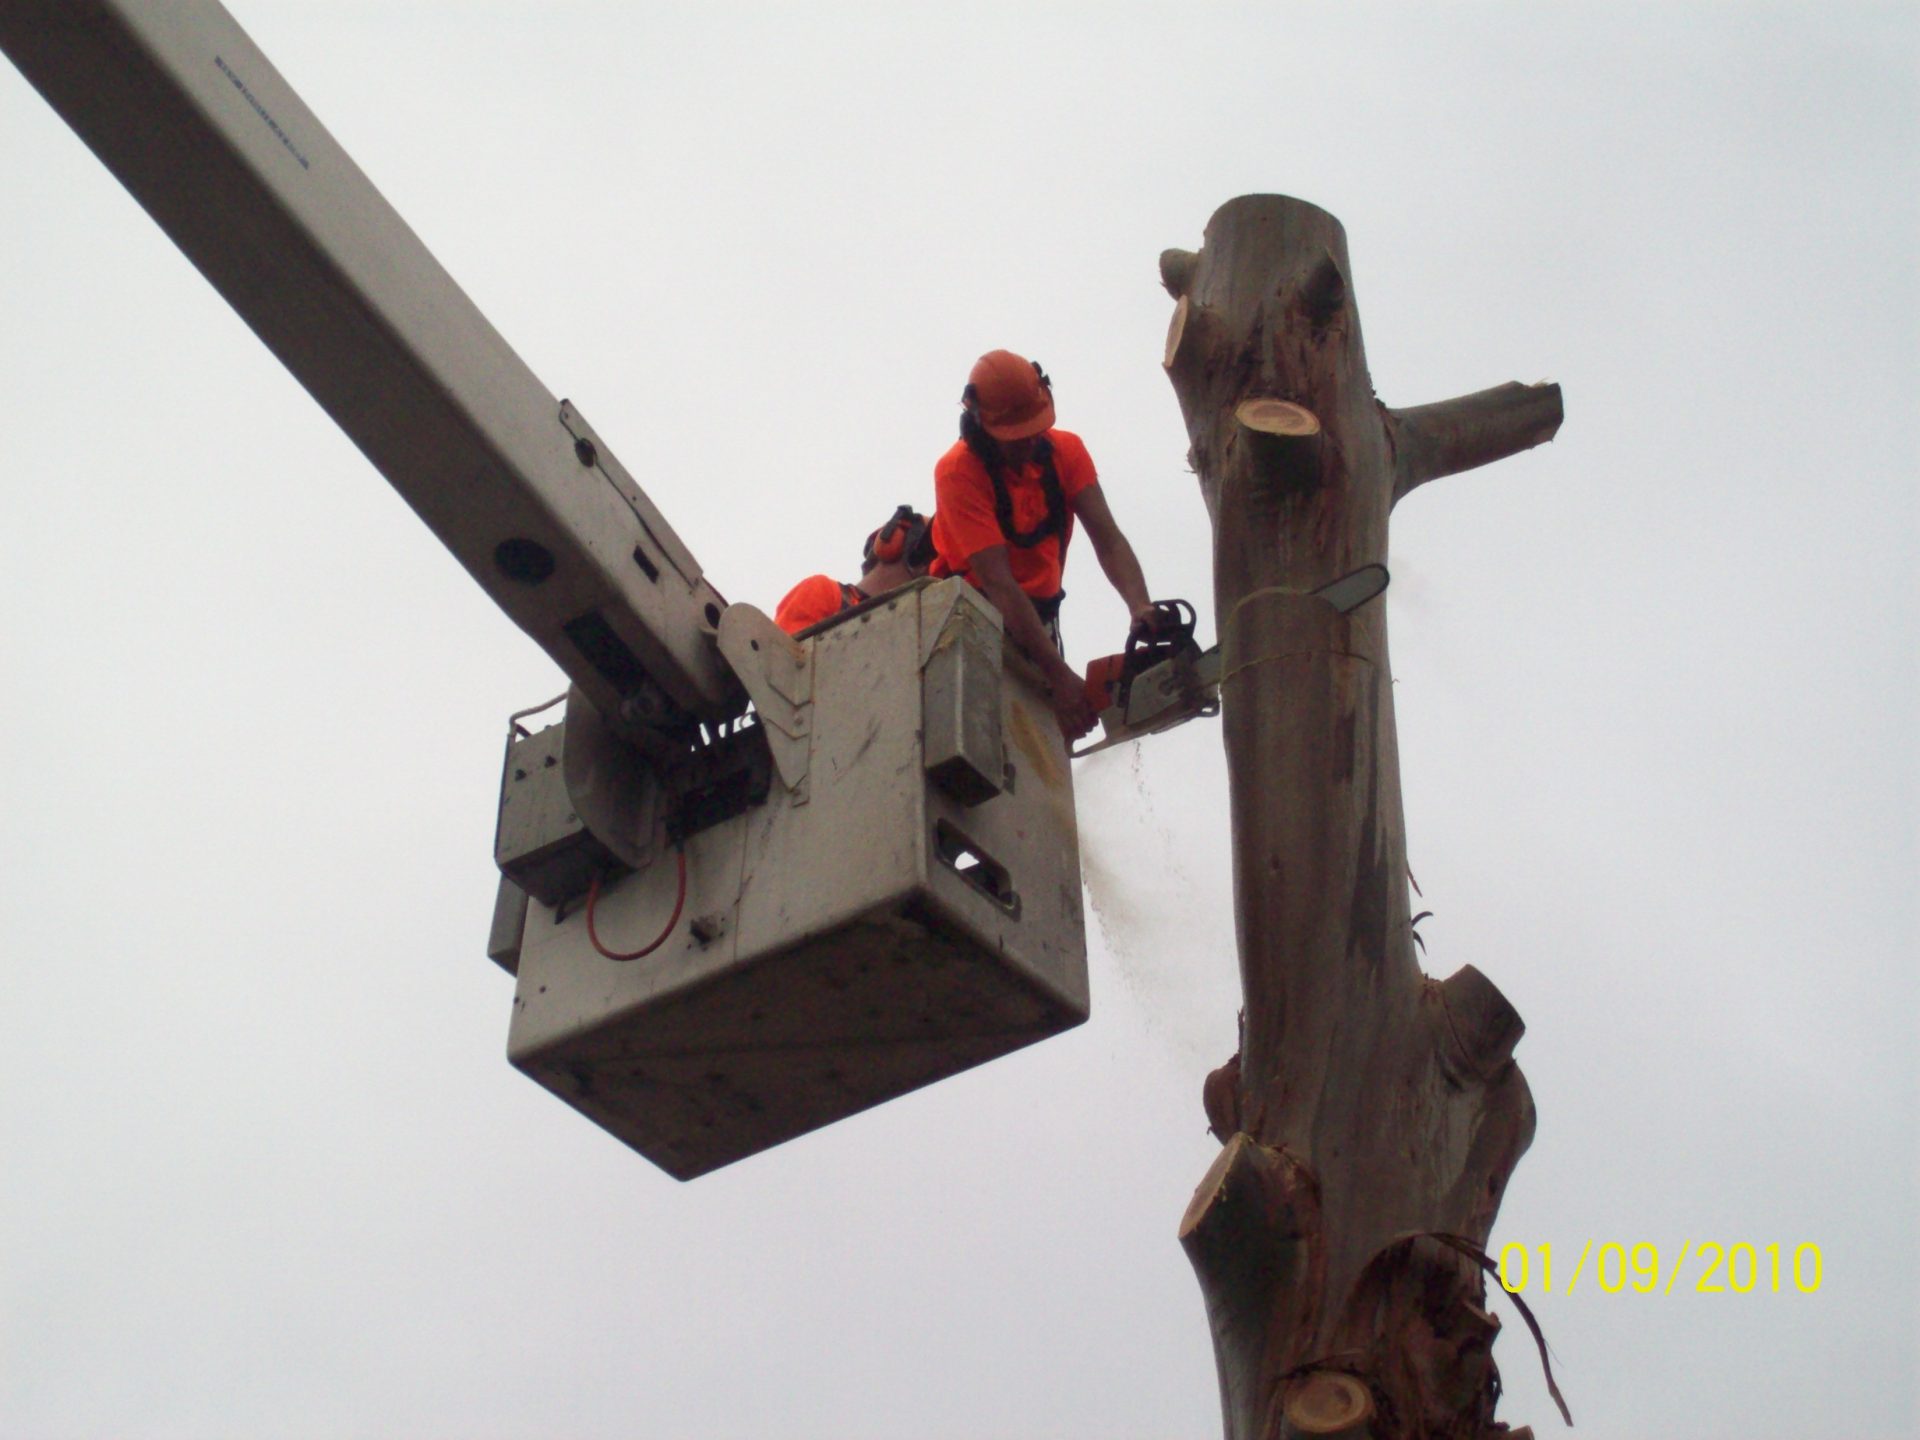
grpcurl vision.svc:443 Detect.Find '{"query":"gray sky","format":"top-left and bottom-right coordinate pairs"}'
top-left (2, 3), bottom-right (1915, 1437)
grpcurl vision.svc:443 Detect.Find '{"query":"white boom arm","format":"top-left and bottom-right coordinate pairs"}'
top-left (0, 1), bottom-right (737, 728)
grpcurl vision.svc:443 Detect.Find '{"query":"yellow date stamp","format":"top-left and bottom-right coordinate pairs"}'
top-left (1497, 1241), bottom-right (1822, 1295)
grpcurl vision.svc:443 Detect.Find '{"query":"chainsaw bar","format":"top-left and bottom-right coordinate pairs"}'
top-left (1071, 564), bottom-right (1388, 758)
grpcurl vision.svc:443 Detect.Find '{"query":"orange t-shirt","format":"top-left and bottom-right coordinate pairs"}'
top-left (930, 428), bottom-right (1097, 600)
top-left (774, 574), bottom-right (860, 635)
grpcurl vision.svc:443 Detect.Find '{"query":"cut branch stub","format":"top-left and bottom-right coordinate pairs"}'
top-left (1233, 397), bottom-right (1325, 497)
top-left (1236, 397), bottom-right (1321, 437)
top-left (1181, 1134), bottom-right (1321, 1440)
top-left (1284, 1372), bottom-right (1375, 1436)
top-left (1161, 246), bottom-right (1200, 298)
top-left (1434, 965), bottom-right (1526, 1083)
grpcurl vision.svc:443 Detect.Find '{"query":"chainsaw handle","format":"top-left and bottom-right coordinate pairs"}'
top-left (1124, 599), bottom-right (1197, 670)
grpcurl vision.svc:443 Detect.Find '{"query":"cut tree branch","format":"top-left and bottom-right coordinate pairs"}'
top-left (1386, 381), bottom-right (1564, 506)
top-left (1161, 247), bottom-right (1200, 299)
top-left (1432, 965), bottom-right (1526, 1084)
top-left (1180, 1134), bottom-right (1321, 1440)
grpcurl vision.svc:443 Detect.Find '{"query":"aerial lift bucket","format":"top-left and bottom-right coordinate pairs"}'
top-left (487, 578), bottom-right (1089, 1179)
top-left (0, 4), bottom-right (1086, 1183)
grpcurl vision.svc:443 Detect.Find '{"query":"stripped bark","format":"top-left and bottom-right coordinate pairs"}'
top-left (1162, 196), bottom-right (1563, 1440)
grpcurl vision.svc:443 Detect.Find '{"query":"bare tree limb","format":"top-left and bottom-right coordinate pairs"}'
top-left (1386, 382), bottom-right (1564, 506)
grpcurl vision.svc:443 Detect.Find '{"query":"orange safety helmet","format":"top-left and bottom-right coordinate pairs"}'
top-left (963, 349), bottom-right (1056, 441)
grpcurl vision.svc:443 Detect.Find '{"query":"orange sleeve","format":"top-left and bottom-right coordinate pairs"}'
top-left (931, 442), bottom-right (1007, 572)
top-left (1049, 428), bottom-right (1098, 499)
top-left (774, 574), bottom-right (847, 635)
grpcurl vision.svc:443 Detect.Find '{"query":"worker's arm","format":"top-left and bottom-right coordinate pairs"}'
top-left (968, 544), bottom-right (1096, 738)
top-left (1069, 482), bottom-right (1155, 627)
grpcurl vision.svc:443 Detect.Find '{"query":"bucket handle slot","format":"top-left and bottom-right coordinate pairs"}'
top-left (934, 820), bottom-right (1021, 919)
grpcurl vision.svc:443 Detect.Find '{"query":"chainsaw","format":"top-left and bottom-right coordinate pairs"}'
top-left (1071, 564), bottom-right (1390, 758)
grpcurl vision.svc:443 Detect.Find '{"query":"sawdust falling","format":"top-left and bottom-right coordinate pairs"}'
top-left (1075, 738), bottom-right (1239, 1071)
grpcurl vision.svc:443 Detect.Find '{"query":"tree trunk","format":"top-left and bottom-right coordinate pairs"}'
top-left (1162, 196), bottom-right (1564, 1440)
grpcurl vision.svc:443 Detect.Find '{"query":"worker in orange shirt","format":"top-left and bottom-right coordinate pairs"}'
top-left (931, 349), bottom-right (1158, 738)
top-left (774, 505), bottom-right (935, 636)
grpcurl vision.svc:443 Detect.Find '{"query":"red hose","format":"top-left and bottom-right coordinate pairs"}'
top-left (585, 848), bottom-right (687, 961)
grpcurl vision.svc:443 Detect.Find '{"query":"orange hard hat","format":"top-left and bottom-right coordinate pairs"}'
top-left (963, 349), bottom-right (1056, 441)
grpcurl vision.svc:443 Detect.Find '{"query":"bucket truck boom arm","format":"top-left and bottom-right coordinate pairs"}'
top-left (0, 0), bottom-right (737, 733)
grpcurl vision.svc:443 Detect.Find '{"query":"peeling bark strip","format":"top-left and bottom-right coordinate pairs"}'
top-left (1162, 196), bottom-right (1563, 1440)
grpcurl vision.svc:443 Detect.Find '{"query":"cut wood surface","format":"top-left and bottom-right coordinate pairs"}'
top-left (1165, 294), bottom-right (1192, 369)
top-left (1287, 1371), bottom-right (1376, 1435)
top-left (1160, 194), bottom-right (1562, 1440)
top-left (1235, 398), bottom-right (1322, 436)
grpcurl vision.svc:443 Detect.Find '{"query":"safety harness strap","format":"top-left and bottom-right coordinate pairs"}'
top-left (987, 435), bottom-right (1069, 550)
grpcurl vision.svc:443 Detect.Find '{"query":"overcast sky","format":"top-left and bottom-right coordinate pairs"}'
top-left (2, 3), bottom-right (1914, 1437)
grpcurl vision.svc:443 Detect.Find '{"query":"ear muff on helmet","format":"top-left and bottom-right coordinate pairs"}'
top-left (864, 504), bottom-right (932, 570)
top-left (867, 505), bottom-right (915, 564)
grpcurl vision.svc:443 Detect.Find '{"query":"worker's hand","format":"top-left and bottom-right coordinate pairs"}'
top-left (1128, 598), bottom-right (1195, 647)
top-left (1046, 656), bottom-right (1098, 741)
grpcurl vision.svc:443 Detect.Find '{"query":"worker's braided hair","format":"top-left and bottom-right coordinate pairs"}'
top-left (958, 400), bottom-right (1068, 551)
